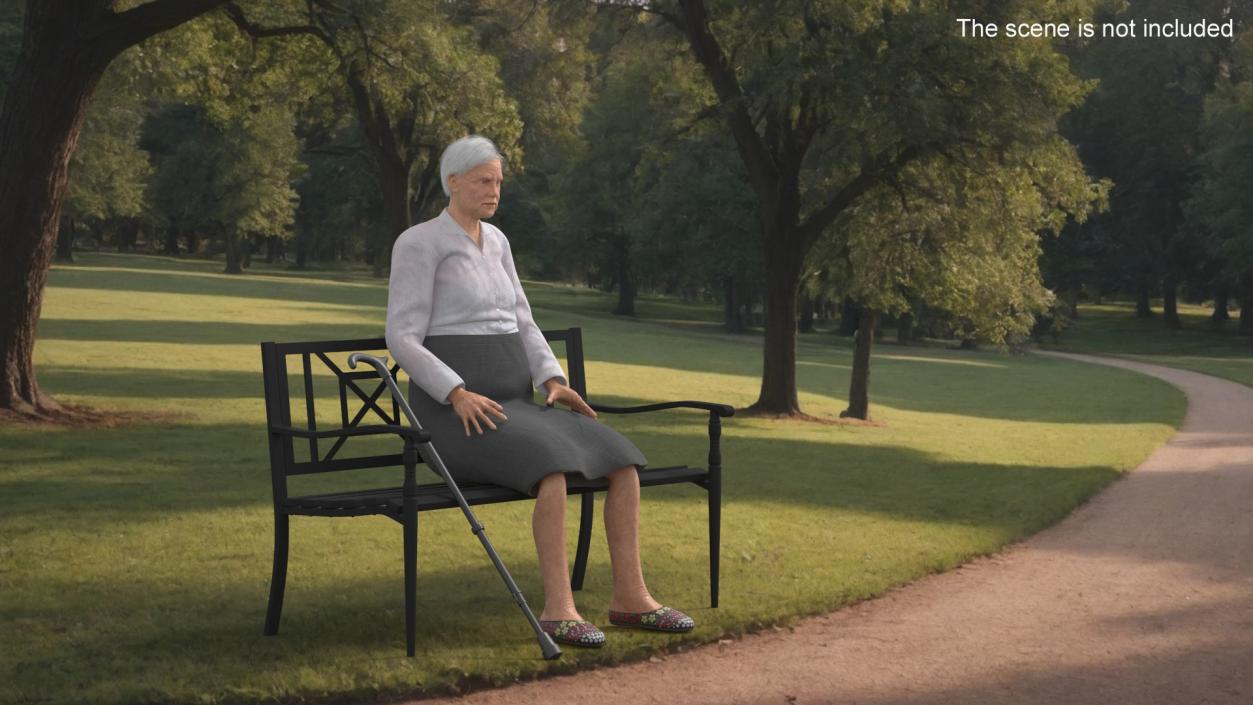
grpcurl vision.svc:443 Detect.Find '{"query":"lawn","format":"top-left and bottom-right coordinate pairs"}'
top-left (1046, 302), bottom-right (1253, 388)
top-left (2, 253), bottom-right (1184, 705)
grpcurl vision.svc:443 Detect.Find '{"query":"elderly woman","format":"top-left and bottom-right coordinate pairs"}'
top-left (385, 135), bottom-right (694, 648)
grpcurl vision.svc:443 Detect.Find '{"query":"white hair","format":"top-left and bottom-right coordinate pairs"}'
top-left (440, 135), bottom-right (503, 197)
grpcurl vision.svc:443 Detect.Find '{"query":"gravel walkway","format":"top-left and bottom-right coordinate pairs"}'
top-left (413, 352), bottom-right (1253, 704)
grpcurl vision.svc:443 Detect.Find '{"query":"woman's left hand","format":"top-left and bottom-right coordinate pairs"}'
top-left (544, 380), bottom-right (598, 419)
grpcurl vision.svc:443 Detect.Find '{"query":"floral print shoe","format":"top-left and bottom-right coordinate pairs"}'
top-left (607, 606), bottom-right (695, 633)
top-left (539, 619), bottom-right (606, 648)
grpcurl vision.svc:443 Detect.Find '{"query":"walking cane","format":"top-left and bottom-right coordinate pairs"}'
top-left (348, 352), bottom-right (562, 661)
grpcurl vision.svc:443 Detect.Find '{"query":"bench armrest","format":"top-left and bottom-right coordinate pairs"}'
top-left (270, 424), bottom-right (430, 443)
top-left (589, 400), bottom-right (735, 418)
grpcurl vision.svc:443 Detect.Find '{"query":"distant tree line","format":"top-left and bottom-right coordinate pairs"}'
top-left (1047, 0), bottom-right (1253, 335)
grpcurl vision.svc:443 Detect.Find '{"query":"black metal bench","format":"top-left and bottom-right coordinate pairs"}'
top-left (259, 327), bottom-right (732, 656)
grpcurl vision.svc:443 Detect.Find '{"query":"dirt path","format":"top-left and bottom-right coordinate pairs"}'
top-left (414, 353), bottom-right (1253, 704)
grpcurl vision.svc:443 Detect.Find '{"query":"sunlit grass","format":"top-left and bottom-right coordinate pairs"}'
top-left (1, 253), bottom-right (1184, 704)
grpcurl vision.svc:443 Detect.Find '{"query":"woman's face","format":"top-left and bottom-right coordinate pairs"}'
top-left (449, 159), bottom-right (503, 220)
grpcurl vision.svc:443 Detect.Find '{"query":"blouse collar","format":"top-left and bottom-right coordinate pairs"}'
top-left (439, 208), bottom-right (485, 252)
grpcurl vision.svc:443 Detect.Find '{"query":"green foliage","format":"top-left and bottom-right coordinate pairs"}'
top-left (746, 0), bottom-right (1106, 344)
top-left (634, 129), bottom-right (763, 300)
top-left (557, 25), bottom-right (760, 303)
top-left (146, 103), bottom-right (303, 242)
top-left (64, 55), bottom-right (153, 225)
top-left (1061, 0), bottom-right (1253, 299)
top-left (826, 137), bottom-right (1107, 345)
top-left (452, 0), bottom-right (600, 277)
top-left (1186, 28), bottom-right (1253, 300)
top-left (137, 12), bottom-right (313, 253)
top-left (457, 0), bottom-right (596, 173)
top-left (295, 142), bottom-right (386, 263)
top-left (298, 0), bottom-right (525, 202)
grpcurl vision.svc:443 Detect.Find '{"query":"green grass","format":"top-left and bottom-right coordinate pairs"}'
top-left (2, 253), bottom-right (1184, 705)
top-left (1046, 302), bottom-right (1253, 388)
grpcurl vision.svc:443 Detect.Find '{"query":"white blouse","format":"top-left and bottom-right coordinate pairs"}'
top-left (385, 209), bottom-right (567, 404)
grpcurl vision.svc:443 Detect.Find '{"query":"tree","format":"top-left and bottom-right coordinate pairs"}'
top-left (459, 0), bottom-right (597, 282)
top-left (229, 0), bottom-right (525, 275)
top-left (0, 0), bottom-right (240, 420)
top-left (818, 140), bottom-right (1105, 419)
top-left (1063, 0), bottom-right (1253, 328)
top-left (142, 12), bottom-right (311, 272)
top-left (624, 0), bottom-right (1101, 418)
top-left (293, 137), bottom-right (386, 266)
top-left (556, 21), bottom-right (760, 318)
top-left (1187, 28), bottom-right (1253, 335)
top-left (60, 53), bottom-right (154, 262)
top-left (556, 27), bottom-right (681, 315)
top-left (634, 130), bottom-right (762, 328)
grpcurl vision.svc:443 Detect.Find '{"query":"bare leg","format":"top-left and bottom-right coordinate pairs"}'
top-left (604, 465), bottom-right (663, 612)
top-left (534, 472), bottom-right (582, 621)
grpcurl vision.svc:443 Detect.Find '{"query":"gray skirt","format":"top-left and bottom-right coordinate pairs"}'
top-left (408, 332), bottom-right (647, 496)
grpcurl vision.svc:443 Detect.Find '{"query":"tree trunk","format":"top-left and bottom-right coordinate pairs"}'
top-left (265, 236), bottom-right (279, 264)
top-left (1135, 284), bottom-right (1153, 317)
top-left (1211, 288), bottom-right (1230, 322)
top-left (670, 0), bottom-right (930, 420)
top-left (1060, 289), bottom-right (1079, 318)
top-left (897, 310), bottom-right (914, 345)
top-left (841, 309), bottom-right (878, 420)
top-left (722, 274), bottom-right (744, 332)
top-left (376, 155), bottom-right (412, 277)
top-left (1162, 278), bottom-right (1182, 330)
top-left (56, 217), bottom-right (75, 263)
top-left (186, 230), bottom-right (200, 256)
top-left (612, 237), bottom-right (635, 316)
top-left (747, 243), bottom-right (804, 415)
top-left (163, 226), bottom-right (180, 255)
top-left (798, 294), bottom-right (814, 333)
top-left (1240, 297), bottom-right (1253, 337)
top-left (0, 9), bottom-right (114, 415)
top-left (115, 219), bottom-right (131, 251)
top-left (224, 230), bottom-right (244, 274)
top-left (341, 63), bottom-right (414, 278)
top-left (838, 297), bottom-right (861, 336)
top-left (243, 233), bottom-right (257, 269)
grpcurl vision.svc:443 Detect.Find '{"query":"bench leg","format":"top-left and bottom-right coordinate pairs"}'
top-left (571, 491), bottom-right (594, 591)
top-left (403, 511), bottom-right (419, 657)
top-left (709, 475), bottom-right (720, 609)
top-left (263, 512), bottom-right (289, 636)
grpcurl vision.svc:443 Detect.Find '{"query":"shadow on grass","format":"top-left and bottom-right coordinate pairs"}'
top-left (49, 262), bottom-right (387, 310)
top-left (3, 554), bottom-right (708, 705)
top-left (39, 319), bottom-right (387, 346)
top-left (40, 367), bottom-right (273, 399)
top-left (34, 351), bottom-right (1186, 434)
top-left (0, 418), bottom-right (1121, 533)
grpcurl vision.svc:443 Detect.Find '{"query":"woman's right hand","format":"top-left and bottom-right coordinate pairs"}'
top-left (447, 386), bottom-right (508, 436)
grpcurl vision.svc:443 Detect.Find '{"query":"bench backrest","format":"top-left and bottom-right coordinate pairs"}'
top-left (260, 328), bottom-right (587, 498)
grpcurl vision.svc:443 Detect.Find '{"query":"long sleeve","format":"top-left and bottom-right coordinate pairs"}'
top-left (385, 231), bottom-right (465, 404)
top-left (499, 233), bottom-right (567, 390)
